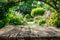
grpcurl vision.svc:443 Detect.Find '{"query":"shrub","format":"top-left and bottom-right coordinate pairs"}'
top-left (31, 8), bottom-right (45, 17)
top-left (0, 18), bottom-right (10, 28)
top-left (0, 20), bottom-right (4, 28)
top-left (24, 14), bottom-right (33, 22)
top-left (8, 7), bottom-right (26, 25)
top-left (9, 13), bottom-right (26, 25)
top-left (48, 12), bottom-right (60, 27)
top-left (37, 18), bottom-right (46, 25)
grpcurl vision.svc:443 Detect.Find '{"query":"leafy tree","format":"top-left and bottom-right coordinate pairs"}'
top-left (17, 0), bottom-right (38, 16)
top-left (21, 0), bottom-right (60, 11)
top-left (37, 0), bottom-right (60, 11)
top-left (0, 0), bottom-right (22, 27)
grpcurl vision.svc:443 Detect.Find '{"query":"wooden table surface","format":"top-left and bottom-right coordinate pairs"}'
top-left (0, 25), bottom-right (60, 40)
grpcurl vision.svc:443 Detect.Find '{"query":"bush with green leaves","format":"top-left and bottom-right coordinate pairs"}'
top-left (48, 12), bottom-right (60, 27)
top-left (0, 18), bottom-right (10, 28)
top-left (31, 8), bottom-right (45, 17)
top-left (9, 13), bottom-right (26, 25)
top-left (37, 18), bottom-right (46, 25)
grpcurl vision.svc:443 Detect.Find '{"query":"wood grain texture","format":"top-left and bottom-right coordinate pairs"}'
top-left (0, 25), bottom-right (60, 40)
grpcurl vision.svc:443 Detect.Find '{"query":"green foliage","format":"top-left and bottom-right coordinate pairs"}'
top-left (38, 18), bottom-right (46, 25)
top-left (0, 0), bottom-right (20, 28)
top-left (41, 3), bottom-right (55, 12)
top-left (0, 0), bottom-right (60, 28)
top-left (8, 6), bottom-right (26, 25)
top-left (39, 0), bottom-right (60, 11)
top-left (34, 16), bottom-right (47, 25)
top-left (21, 0), bottom-right (60, 11)
top-left (24, 14), bottom-right (33, 22)
top-left (19, 0), bottom-right (35, 15)
top-left (48, 12), bottom-right (60, 27)
top-left (0, 1), bottom-right (10, 28)
top-left (18, 0), bottom-right (42, 16)
top-left (0, 20), bottom-right (4, 28)
top-left (9, 13), bottom-right (26, 25)
top-left (0, 18), bottom-right (10, 28)
top-left (24, 14), bottom-right (31, 19)
top-left (31, 8), bottom-right (45, 17)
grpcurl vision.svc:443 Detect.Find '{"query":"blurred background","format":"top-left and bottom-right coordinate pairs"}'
top-left (0, 0), bottom-right (60, 28)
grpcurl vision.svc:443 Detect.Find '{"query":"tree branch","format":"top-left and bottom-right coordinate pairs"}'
top-left (38, 0), bottom-right (59, 11)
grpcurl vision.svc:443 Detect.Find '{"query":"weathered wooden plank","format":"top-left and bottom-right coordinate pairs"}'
top-left (2, 34), bottom-right (10, 37)
top-left (1, 35), bottom-right (60, 40)
top-left (9, 33), bottom-right (18, 38)
top-left (0, 25), bottom-right (60, 40)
